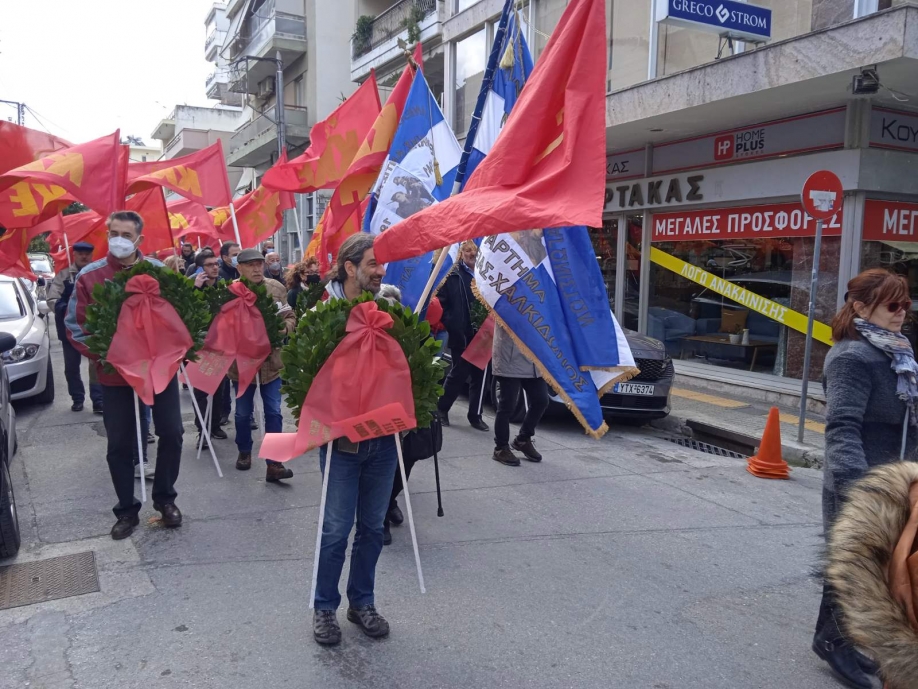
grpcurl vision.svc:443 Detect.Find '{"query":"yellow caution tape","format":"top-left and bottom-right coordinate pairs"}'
top-left (649, 247), bottom-right (834, 346)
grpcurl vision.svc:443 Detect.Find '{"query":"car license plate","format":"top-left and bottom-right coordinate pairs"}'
top-left (613, 383), bottom-right (654, 396)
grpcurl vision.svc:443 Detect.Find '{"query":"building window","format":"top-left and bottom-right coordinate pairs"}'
top-left (609, 1), bottom-right (651, 90)
top-left (453, 28), bottom-right (487, 137)
top-left (455, 0), bottom-right (481, 14)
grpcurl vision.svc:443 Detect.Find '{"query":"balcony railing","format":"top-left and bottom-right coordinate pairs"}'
top-left (228, 0), bottom-right (306, 61)
top-left (228, 104), bottom-right (309, 154)
top-left (352, 0), bottom-right (436, 58)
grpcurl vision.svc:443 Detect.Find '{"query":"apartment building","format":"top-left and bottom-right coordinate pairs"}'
top-left (350, 0), bottom-right (918, 396)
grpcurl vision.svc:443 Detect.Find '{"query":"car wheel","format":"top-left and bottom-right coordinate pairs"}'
top-left (34, 357), bottom-right (55, 404)
top-left (0, 459), bottom-right (21, 558)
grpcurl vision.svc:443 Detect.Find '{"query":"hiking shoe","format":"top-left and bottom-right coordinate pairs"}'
top-left (154, 502), bottom-right (183, 528)
top-left (266, 463), bottom-right (293, 482)
top-left (512, 437), bottom-right (542, 462)
top-left (387, 502), bottom-right (404, 526)
top-left (313, 610), bottom-right (341, 646)
top-left (493, 447), bottom-right (521, 467)
top-left (134, 461), bottom-right (155, 479)
top-left (211, 428), bottom-right (228, 440)
top-left (111, 514), bottom-right (139, 540)
top-left (347, 605), bottom-right (390, 638)
top-left (236, 452), bottom-right (252, 471)
top-left (71, 401), bottom-right (83, 412)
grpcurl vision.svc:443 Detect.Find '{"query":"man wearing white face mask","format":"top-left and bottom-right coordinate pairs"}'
top-left (65, 211), bottom-right (186, 541)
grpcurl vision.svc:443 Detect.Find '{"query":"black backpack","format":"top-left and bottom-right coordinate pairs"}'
top-left (401, 416), bottom-right (443, 462)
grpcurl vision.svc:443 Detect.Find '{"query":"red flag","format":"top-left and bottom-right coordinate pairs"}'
top-left (373, 0), bottom-right (606, 263)
top-left (0, 131), bottom-right (122, 228)
top-left (0, 228), bottom-right (35, 280)
top-left (319, 62), bottom-right (416, 267)
top-left (0, 122), bottom-right (71, 174)
top-left (184, 282), bottom-right (271, 395)
top-left (167, 197), bottom-right (220, 246)
top-left (107, 275), bottom-right (194, 405)
top-left (461, 315), bottom-right (495, 370)
top-left (262, 74), bottom-right (382, 193)
top-left (260, 301), bottom-right (416, 462)
top-left (123, 188), bottom-right (173, 254)
top-left (211, 185), bottom-right (293, 248)
top-left (127, 141), bottom-right (232, 208)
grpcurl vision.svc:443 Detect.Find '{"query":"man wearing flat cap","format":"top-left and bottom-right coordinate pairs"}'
top-left (230, 248), bottom-right (296, 483)
top-left (47, 241), bottom-right (103, 413)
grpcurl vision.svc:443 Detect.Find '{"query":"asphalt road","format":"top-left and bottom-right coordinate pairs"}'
top-left (0, 346), bottom-right (849, 689)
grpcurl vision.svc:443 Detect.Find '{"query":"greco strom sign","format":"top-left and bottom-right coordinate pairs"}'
top-left (655, 0), bottom-right (772, 42)
top-left (652, 203), bottom-right (843, 242)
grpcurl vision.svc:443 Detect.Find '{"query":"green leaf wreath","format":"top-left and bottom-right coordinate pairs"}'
top-left (84, 262), bottom-right (212, 372)
top-left (204, 277), bottom-right (287, 350)
top-left (469, 297), bottom-right (489, 331)
top-left (294, 279), bottom-right (328, 319)
top-left (281, 293), bottom-right (447, 429)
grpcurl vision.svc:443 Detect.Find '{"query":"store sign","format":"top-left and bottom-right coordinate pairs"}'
top-left (864, 200), bottom-right (918, 242)
top-left (869, 107), bottom-right (918, 153)
top-left (606, 148), bottom-right (646, 182)
top-left (652, 108), bottom-right (846, 174)
top-left (652, 203), bottom-right (843, 242)
top-left (605, 174), bottom-right (705, 211)
top-left (650, 247), bottom-right (834, 345)
top-left (655, 0), bottom-right (772, 42)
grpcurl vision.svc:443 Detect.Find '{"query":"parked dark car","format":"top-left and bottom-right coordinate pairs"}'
top-left (445, 329), bottom-right (674, 426)
top-left (0, 331), bottom-right (21, 557)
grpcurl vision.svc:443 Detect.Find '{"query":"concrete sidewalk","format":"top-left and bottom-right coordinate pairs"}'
top-left (0, 349), bottom-right (840, 689)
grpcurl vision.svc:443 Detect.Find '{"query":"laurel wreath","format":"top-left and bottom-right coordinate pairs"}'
top-left (281, 293), bottom-right (447, 429)
top-left (294, 280), bottom-right (328, 319)
top-left (202, 277), bottom-right (287, 350)
top-left (84, 262), bottom-right (211, 372)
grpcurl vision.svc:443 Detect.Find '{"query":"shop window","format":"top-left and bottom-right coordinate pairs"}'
top-left (589, 220), bottom-right (618, 310)
top-left (648, 233), bottom-right (839, 380)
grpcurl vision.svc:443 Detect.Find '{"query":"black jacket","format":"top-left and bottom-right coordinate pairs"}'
top-left (438, 264), bottom-right (476, 350)
top-left (219, 261), bottom-right (239, 282)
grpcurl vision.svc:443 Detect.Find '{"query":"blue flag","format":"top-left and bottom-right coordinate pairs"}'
top-left (469, 2), bottom-right (638, 436)
top-left (363, 70), bottom-right (462, 311)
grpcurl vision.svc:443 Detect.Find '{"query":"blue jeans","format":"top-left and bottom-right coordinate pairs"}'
top-left (315, 436), bottom-right (398, 610)
top-left (233, 377), bottom-right (282, 462)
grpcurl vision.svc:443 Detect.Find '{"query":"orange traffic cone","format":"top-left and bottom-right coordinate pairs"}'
top-left (747, 407), bottom-right (791, 480)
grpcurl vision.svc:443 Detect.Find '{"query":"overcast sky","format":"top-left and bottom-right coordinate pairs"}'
top-left (0, 0), bottom-right (217, 146)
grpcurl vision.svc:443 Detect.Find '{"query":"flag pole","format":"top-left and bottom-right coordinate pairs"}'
top-left (408, 0), bottom-right (514, 316)
top-left (133, 391), bottom-right (147, 504)
top-left (309, 444), bottom-right (332, 609)
top-left (63, 233), bottom-right (73, 271)
top-left (229, 202), bottom-right (243, 246)
top-left (395, 435), bottom-right (426, 593)
top-left (180, 364), bottom-right (223, 478)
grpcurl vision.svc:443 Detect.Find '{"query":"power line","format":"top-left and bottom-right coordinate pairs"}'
top-left (23, 105), bottom-right (72, 137)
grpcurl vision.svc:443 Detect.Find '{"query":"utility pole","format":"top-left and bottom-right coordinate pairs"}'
top-left (0, 99), bottom-right (24, 125)
top-left (275, 51), bottom-right (289, 264)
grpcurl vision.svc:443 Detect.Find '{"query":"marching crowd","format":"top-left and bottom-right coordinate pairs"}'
top-left (47, 210), bottom-right (552, 646)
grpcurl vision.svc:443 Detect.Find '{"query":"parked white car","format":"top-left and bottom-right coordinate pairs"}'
top-left (0, 277), bottom-right (53, 403)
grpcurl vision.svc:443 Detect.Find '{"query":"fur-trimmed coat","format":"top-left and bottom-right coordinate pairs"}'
top-left (826, 462), bottom-right (918, 688)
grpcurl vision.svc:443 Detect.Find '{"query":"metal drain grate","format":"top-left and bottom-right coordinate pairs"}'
top-left (665, 436), bottom-right (748, 459)
top-left (0, 551), bottom-right (99, 611)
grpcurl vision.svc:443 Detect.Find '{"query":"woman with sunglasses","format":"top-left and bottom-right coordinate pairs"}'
top-left (813, 268), bottom-right (918, 688)
top-left (286, 257), bottom-right (321, 310)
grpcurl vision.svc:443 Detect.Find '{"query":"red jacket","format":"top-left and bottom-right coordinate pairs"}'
top-left (65, 252), bottom-right (164, 386)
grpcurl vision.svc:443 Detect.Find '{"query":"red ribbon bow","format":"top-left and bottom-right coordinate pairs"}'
top-left (184, 282), bottom-right (272, 396)
top-left (107, 274), bottom-right (194, 405)
top-left (260, 301), bottom-right (417, 462)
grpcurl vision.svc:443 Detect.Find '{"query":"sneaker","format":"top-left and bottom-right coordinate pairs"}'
top-left (387, 502), bottom-right (404, 526)
top-left (383, 521), bottom-right (392, 546)
top-left (236, 452), bottom-right (252, 471)
top-left (512, 436), bottom-right (542, 462)
top-left (346, 605), bottom-right (390, 638)
top-left (110, 514), bottom-right (139, 540)
top-left (492, 447), bottom-right (521, 467)
top-left (313, 610), bottom-right (341, 645)
top-left (134, 461), bottom-right (155, 479)
top-left (71, 401), bottom-right (84, 412)
top-left (211, 428), bottom-right (228, 440)
top-left (266, 463), bottom-right (293, 482)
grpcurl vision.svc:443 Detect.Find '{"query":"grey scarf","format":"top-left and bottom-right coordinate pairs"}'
top-left (854, 318), bottom-right (918, 425)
